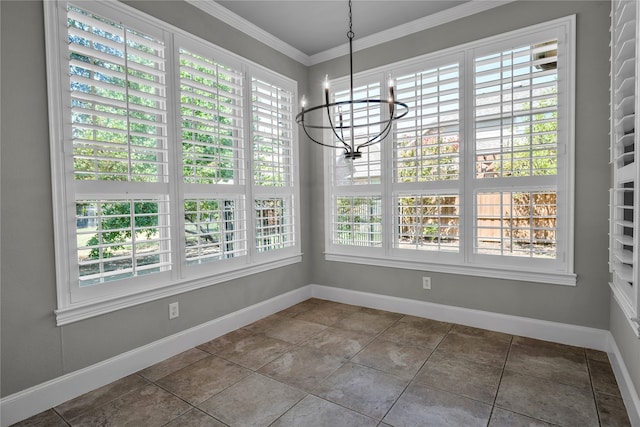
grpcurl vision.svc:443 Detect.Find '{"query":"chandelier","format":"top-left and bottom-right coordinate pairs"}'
top-left (295, 0), bottom-right (409, 160)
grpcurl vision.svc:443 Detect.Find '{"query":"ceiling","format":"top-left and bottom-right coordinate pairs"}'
top-left (215, 1), bottom-right (469, 57)
top-left (186, 0), bottom-right (514, 65)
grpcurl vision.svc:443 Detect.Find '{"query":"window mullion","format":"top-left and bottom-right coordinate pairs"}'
top-left (166, 31), bottom-right (185, 281)
top-left (462, 49), bottom-right (475, 265)
top-left (383, 71), bottom-right (393, 257)
top-left (245, 67), bottom-right (257, 262)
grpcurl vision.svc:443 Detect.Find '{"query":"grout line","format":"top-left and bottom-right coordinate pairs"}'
top-left (487, 333), bottom-right (514, 424)
top-left (585, 353), bottom-right (604, 427)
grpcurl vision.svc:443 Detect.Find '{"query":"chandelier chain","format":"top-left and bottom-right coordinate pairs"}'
top-left (348, 0), bottom-right (354, 40)
top-left (295, 0), bottom-right (409, 160)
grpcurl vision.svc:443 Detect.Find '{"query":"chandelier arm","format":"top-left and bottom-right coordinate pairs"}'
top-left (300, 121), bottom-right (349, 149)
top-left (325, 103), bottom-right (351, 151)
top-left (356, 100), bottom-right (410, 149)
top-left (295, 0), bottom-right (410, 160)
top-left (357, 104), bottom-right (396, 150)
top-left (296, 100), bottom-right (409, 129)
top-left (357, 124), bottom-right (393, 151)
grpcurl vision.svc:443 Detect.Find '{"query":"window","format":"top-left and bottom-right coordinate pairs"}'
top-left (325, 17), bottom-right (575, 285)
top-left (610, 0), bottom-right (639, 335)
top-left (45, 1), bottom-right (300, 324)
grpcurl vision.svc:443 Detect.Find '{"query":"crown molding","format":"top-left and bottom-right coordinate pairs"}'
top-left (184, 0), bottom-right (311, 65)
top-left (185, 0), bottom-right (518, 67)
top-left (309, 0), bottom-right (518, 65)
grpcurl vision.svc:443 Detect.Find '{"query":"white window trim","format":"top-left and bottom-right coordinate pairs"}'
top-left (44, 0), bottom-right (301, 326)
top-left (324, 16), bottom-right (576, 286)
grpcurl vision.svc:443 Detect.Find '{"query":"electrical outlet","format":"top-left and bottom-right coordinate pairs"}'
top-left (422, 276), bottom-right (431, 290)
top-left (169, 302), bottom-right (179, 319)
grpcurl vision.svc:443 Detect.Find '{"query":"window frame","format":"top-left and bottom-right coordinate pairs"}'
top-left (44, 0), bottom-right (301, 325)
top-left (324, 16), bottom-right (575, 286)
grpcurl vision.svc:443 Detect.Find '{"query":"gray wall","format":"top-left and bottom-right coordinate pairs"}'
top-left (0, 0), bottom-right (310, 397)
top-left (310, 0), bottom-right (613, 329)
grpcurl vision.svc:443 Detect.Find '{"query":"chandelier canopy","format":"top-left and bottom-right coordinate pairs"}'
top-left (295, 0), bottom-right (409, 160)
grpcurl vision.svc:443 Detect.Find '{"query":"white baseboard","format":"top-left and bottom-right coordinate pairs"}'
top-left (0, 286), bottom-right (311, 427)
top-left (3, 284), bottom-right (638, 426)
top-left (310, 284), bottom-right (610, 351)
top-left (607, 333), bottom-right (640, 427)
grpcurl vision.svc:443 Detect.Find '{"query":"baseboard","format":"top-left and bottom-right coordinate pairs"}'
top-left (607, 333), bottom-right (640, 427)
top-left (3, 284), bottom-right (638, 427)
top-left (310, 284), bottom-right (610, 351)
top-left (0, 286), bottom-right (311, 427)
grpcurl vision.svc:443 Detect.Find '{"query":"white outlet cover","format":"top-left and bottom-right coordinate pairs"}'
top-left (169, 302), bottom-right (179, 319)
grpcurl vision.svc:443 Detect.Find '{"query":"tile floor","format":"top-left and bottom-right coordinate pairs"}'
top-left (14, 298), bottom-right (632, 426)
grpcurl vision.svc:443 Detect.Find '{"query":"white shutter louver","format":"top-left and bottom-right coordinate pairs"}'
top-left (68, 6), bottom-right (168, 183)
top-left (252, 79), bottom-right (294, 187)
top-left (474, 41), bottom-right (558, 178)
top-left (391, 62), bottom-right (461, 254)
top-left (610, 0), bottom-right (639, 322)
top-left (472, 40), bottom-right (560, 260)
top-left (180, 48), bottom-right (244, 185)
top-left (179, 44), bottom-right (248, 265)
top-left (333, 82), bottom-right (383, 186)
top-left (333, 196), bottom-right (382, 247)
top-left (395, 63), bottom-right (461, 183)
top-left (67, 4), bottom-right (172, 286)
top-left (251, 78), bottom-right (297, 253)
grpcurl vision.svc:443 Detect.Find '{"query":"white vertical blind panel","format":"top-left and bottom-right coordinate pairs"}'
top-left (180, 48), bottom-right (244, 185)
top-left (67, 5), bottom-right (169, 183)
top-left (394, 63), bottom-right (460, 183)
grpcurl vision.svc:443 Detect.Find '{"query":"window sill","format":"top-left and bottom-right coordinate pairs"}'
top-left (55, 254), bottom-right (303, 326)
top-left (324, 252), bottom-right (576, 286)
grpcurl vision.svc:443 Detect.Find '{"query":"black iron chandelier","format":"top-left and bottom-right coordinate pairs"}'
top-left (295, 0), bottom-right (409, 160)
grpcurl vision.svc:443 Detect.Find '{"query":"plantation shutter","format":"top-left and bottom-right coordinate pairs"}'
top-left (472, 38), bottom-right (560, 261)
top-left (394, 63), bottom-right (461, 183)
top-left (251, 78), bottom-right (297, 252)
top-left (332, 82), bottom-right (383, 186)
top-left (610, 0), bottom-right (639, 321)
top-left (178, 42), bottom-right (248, 265)
top-left (474, 40), bottom-right (558, 178)
top-left (327, 78), bottom-right (385, 253)
top-left (392, 61), bottom-right (461, 254)
top-left (68, 6), bottom-right (168, 183)
top-left (252, 79), bottom-right (294, 187)
top-left (67, 4), bottom-right (172, 286)
top-left (180, 48), bottom-right (244, 185)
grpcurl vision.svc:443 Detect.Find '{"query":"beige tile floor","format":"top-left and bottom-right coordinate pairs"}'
top-left (14, 298), bottom-right (632, 426)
